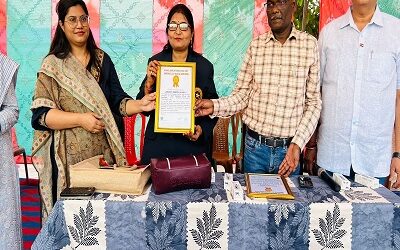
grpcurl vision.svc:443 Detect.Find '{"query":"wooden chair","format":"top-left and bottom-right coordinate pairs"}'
top-left (212, 113), bottom-right (244, 173)
top-left (11, 128), bottom-right (29, 184)
top-left (231, 113), bottom-right (244, 173)
top-left (212, 117), bottom-right (232, 172)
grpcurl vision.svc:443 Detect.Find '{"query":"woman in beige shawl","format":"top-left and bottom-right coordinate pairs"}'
top-left (31, 0), bottom-right (155, 221)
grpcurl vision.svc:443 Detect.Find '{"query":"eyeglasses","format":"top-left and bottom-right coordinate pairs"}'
top-left (167, 22), bottom-right (191, 31)
top-left (264, 0), bottom-right (290, 9)
top-left (64, 15), bottom-right (90, 28)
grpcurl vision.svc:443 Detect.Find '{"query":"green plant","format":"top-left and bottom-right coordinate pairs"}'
top-left (294, 0), bottom-right (320, 38)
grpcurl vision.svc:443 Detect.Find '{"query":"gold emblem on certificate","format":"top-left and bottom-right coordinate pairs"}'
top-left (155, 61), bottom-right (196, 133)
top-left (173, 75), bottom-right (180, 88)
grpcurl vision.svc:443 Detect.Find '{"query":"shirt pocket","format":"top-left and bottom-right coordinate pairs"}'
top-left (287, 56), bottom-right (308, 89)
top-left (287, 63), bottom-right (308, 99)
top-left (288, 54), bottom-right (308, 78)
top-left (322, 48), bottom-right (340, 85)
top-left (293, 64), bottom-right (309, 79)
top-left (367, 52), bottom-right (395, 86)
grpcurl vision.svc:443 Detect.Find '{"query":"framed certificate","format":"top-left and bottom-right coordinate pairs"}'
top-left (245, 173), bottom-right (294, 200)
top-left (155, 61), bottom-right (196, 133)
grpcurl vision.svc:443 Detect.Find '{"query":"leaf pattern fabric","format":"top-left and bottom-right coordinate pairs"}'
top-left (187, 203), bottom-right (228, 250)
top-left (148, 182), bottom-right (228, 204)
top-left (147, 201), bottom-right (173, 223)
top-left (31, 202), bottom-right (70, 250)
top-left (309, 203), bottom-right (352, 249)
top-left (269, 203), bottom-right (296, 225)
top-left (268, 203), bottom-right (309, 250)
top-left (352, 203), bottom-right (394, 249)
top-left (228, 203), bottom-right (269, 249)
top-left (67, 201), bottom-right (101, 247)
top-left (32, 174), bottom-right (400, 249)
top-left (63, 200), bottom-right (106, 249)
top-left (146, 201), bottom-right (187, 250)
top-left (93, 191), bottom-right (150, 202)
top-left (295, 177), bottom-right (348, 203)
top-left (105, 202), bottom-right (147, 249)
top-left (374, 187), bottom-right (400, 203)
top-left (341, 187), bottom-right (389, 203)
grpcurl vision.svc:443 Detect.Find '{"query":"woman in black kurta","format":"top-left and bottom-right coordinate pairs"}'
top-left (137, 4), bottom-right (218, 164)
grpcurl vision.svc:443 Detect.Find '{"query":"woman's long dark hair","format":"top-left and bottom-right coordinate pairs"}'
top-left (48, 0), bottom-right (99, 71)
top-left (163, 4), bottom-right (195, 52)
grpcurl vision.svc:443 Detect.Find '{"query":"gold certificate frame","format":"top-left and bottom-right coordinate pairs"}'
top-left (155, 61), bottom-right (196, 133)
top-left (245, 173), bottom-right (295, 200)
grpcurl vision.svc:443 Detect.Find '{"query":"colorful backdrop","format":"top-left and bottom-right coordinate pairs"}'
top-left (0, 0), bottom-right (399, 154)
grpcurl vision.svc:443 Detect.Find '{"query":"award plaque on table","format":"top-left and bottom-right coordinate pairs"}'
top-left (245, 173), bottom-right (295, 200)
top-left (155, 61), bottom-right (196, 133)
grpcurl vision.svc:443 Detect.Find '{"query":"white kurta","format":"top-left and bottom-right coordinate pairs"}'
top-left (0, 54), bottom-right (22, 250)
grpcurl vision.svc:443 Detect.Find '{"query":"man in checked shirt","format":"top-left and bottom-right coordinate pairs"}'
top-left (195, 0), bottom-right (321, 176)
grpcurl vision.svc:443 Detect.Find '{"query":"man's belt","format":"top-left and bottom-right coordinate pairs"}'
top-left (247, 129), bottom-right (292, 147)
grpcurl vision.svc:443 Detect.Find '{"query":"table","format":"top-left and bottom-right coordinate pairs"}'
top-left (32, 174), bottom-right (400, 249)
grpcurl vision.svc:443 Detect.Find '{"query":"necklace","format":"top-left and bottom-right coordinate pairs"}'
top-left (75, 51), bottom-right (89, 67)
top-left (82, 51), bottom-right (89, 67)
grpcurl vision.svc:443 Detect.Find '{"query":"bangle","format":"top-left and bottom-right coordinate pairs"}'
top-left (306, 146), bottom-right (317, 150)
top-left (393, 152), bottom-right (400, 159)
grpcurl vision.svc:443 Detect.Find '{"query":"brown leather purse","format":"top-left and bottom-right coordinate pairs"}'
top-left (150, 153), bottom-right (212, 194)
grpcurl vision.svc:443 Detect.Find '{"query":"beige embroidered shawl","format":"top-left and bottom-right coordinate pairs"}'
top-left (31, 51), bottom-right (126, 221)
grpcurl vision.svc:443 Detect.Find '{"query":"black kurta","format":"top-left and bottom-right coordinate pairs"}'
top-left (137, 49), bottom-right (219, 164)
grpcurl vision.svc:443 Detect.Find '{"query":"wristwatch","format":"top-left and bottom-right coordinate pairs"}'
top-left (393, 152), bottom-right (400, 159)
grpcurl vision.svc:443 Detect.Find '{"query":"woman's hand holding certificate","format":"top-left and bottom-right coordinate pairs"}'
top-left (145, 60), bottom-right (160, 94)
top-left (184, 124), bottom-right (202, 141)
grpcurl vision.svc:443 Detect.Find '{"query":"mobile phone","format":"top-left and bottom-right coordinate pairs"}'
top-left (298, 176), bottom-right (313, 188)
top-left (60, 187), bottom-right (95, 197)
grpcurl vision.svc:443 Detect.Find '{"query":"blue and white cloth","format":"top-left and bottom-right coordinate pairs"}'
top-left (32, 174), bottom-right (400, 249)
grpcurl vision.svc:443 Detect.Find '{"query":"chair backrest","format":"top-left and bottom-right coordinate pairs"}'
top-left (212, 117), bottom-right (231, 166)
top-left (124, 114), bottom-right (146, 166)
top-left (212, 114), bottom-right (244, 172)
top-left (231, 113), bottom-right (244, 173)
